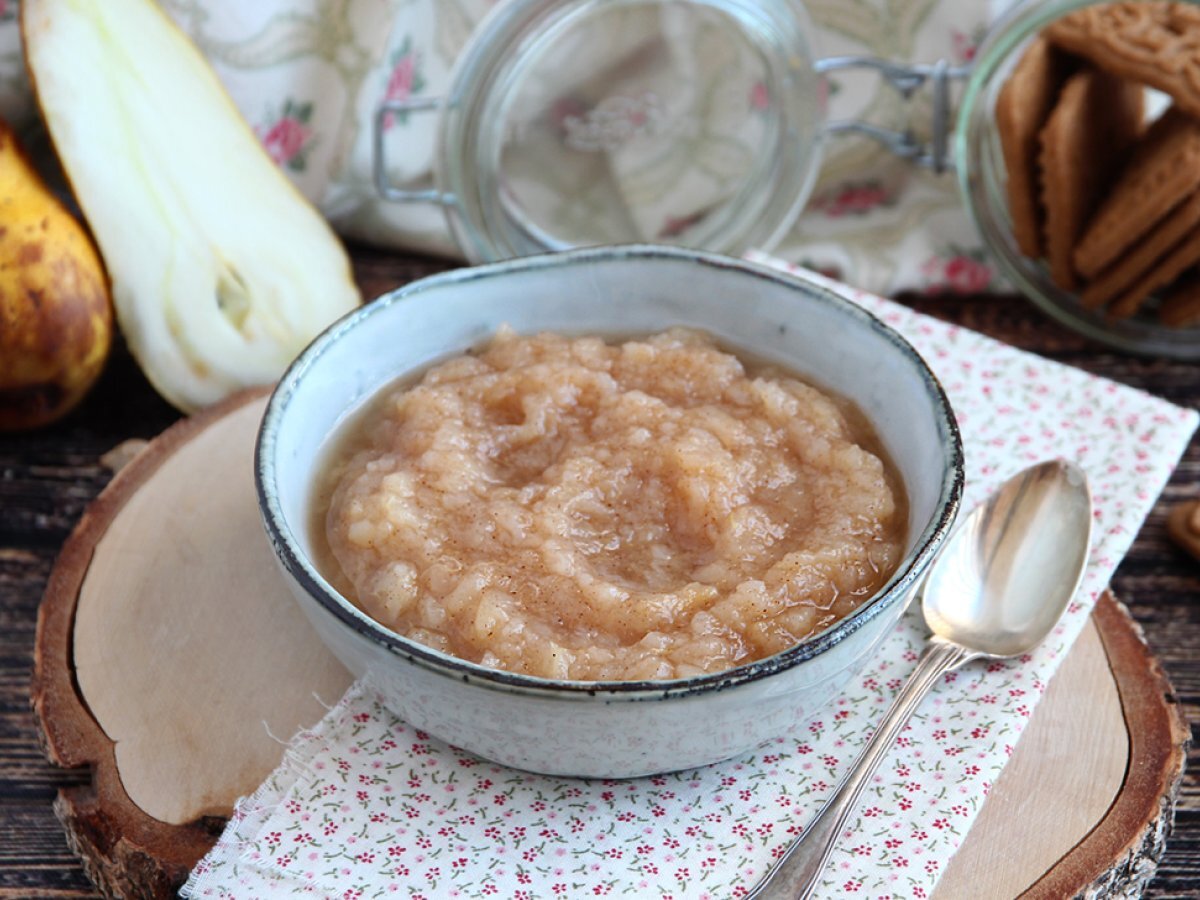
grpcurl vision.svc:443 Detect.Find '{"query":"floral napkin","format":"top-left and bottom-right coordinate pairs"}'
top-left (0, 0), bottom-right (1022, 294)
top-left (181, 256), bottom-right (1197, 900)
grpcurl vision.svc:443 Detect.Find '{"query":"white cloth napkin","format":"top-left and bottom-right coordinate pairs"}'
top-left (0, 0), bottom-right (1023, 294)
top-left (181, 255), bottom-right (1197, 900)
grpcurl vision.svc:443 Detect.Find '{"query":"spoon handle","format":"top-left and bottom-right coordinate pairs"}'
top-left (746, 637), bottom-right (981, 900)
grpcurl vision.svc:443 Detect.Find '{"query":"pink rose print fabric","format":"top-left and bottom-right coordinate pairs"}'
top-left (0, 0), bottom-right (1025, 287)
top-left (812, 181), bottom-right (894, 219)
top-left (920, 247), bottom-right (999, 296)
top-left (182, 258), bottom-right (1197, 900)
top-left (381, 36), bottom-right (427, 131)
top-left (258, 99), bottom-right (315, 173)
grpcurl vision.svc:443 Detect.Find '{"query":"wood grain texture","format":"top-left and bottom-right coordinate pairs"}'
top-left (1030, 596), bottom-right (1189, 899)
top-left (68, 394), bottom-right (351, 825)
top-left (29, 392), bottom-right (272, 898)
top-left (2, 247), bottom-right (1199, 897)
top-left (936, 617), bottom-right (1128, 899)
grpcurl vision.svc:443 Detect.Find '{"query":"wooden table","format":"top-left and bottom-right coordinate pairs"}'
top-left (2, 246), bottom-right (1199, 898)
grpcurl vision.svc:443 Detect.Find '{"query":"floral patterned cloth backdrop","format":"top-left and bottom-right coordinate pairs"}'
top-left (0, 0), bottom-right (1025, 294)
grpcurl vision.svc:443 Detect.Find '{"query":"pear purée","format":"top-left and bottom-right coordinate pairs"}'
top-left (318, 328), bottom-right (905, 682)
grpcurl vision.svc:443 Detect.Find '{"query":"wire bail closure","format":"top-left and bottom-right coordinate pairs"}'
top-left (373, 98), bottom-right (451, 204)
top-left (814, 56), bottom-right (971, 174)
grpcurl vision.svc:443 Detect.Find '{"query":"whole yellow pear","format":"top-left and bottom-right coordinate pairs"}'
top-left (0, 121), bottom-right (112, 430)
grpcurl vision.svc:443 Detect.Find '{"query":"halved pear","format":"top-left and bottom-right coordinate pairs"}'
top-left (22, 0), bottom-right (361, 412)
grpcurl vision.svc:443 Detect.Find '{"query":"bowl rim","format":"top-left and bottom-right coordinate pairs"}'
top-left (256, 244), bottom-right (964, 701)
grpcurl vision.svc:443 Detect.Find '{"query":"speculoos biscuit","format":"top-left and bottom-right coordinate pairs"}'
top-left (1046, 3), bottom-right (1200, 120)
top-left (1038, 66), bottom-right (1143, 291)
top-left (1072, 108), bottom-right (1200, 280)
top-left (1108, 220), bottom-right (1200, 318)
top-left (1158, 272), bottom-right (1200, 326)
top-left (1080, 188), bottom-right (1200, 310)
top-left (997, 37), bottom-right (1071, 258)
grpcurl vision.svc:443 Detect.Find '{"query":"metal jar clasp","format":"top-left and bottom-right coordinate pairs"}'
top-left (373, 98), bottom-right (452, 204)
top-left (814, 56), bottom-right (972, 174)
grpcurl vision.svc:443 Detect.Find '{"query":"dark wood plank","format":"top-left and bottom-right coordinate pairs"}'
top-left (2, 250), bottom-right (1199, 897)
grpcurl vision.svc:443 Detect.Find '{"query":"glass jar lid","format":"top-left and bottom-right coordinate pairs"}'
top-left (381, 0), bottom-right (824, 263)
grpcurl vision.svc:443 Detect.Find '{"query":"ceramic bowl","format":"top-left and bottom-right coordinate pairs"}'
top-left (256, 245), bottom-right (963, 778)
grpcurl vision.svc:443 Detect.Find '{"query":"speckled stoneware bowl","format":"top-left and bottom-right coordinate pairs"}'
top-left (257, 245), bottom-right (963, 778)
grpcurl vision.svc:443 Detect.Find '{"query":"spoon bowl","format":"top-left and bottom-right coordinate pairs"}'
top-left (749, 459), bottom-right (1093, 899)
top-left (923, 459), bottom-right (1093, 657)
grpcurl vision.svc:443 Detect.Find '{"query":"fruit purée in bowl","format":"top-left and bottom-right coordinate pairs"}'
top-left (316, 326), bottom-right (907, 682)
top-left (257, 246), bottom-right (963, 777)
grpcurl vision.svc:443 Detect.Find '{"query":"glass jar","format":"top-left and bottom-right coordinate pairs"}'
top-left (958, 0), bottom-right (1200, 358)
top-left (376, 0), bottom-right (829, 262)
top-left (376, 0), bottom-right (1200, 358)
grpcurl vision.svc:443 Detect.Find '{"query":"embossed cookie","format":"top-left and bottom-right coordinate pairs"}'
top-left (1046, 3), bottom-right (1200, 120)
top-left (997, 37), bottom-right (1071, 258)
top-left (1072, 107), bottom-right (1200, 279)
top-left (1080, 188), bottom-right (1200, 309)
top-left (1039, 67), bottom-right (1143, 291)
top-left (1159, 272), bottom-right (1200, 326)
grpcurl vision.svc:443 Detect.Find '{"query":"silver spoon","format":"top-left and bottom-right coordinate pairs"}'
top-left (747, 459), bottom-right (1093, 900)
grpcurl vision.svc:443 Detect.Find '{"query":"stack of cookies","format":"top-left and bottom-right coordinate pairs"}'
top-left (997, 1), bottom-right (1200, 327)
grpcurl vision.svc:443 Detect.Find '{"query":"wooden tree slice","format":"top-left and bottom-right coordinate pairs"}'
top-left (71, 392), bottom-right (352, 825)
top-left (1019, 596), bottom-right (1189, 899)
top-left (31, 390), bottom-right (353, 897)
top-left (31, 392), bottom-right (1187, 899)
top-left (937, 597), bottom-right (1188, 899)
top-left (936, 616), bottom-right (1127, 898)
